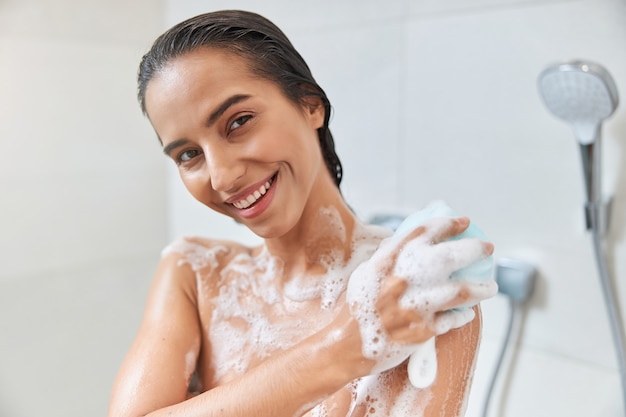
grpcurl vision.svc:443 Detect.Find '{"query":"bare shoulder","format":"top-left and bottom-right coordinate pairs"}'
top-left (161, 236), bottom-right (251, 268)
top-left (154, 236), bottom-right (257, 299)
top-left (159, 236), bottom-right (256, 274)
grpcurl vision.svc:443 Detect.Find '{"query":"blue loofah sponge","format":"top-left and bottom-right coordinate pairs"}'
top-left (394, 200), bottom-right (494, 288)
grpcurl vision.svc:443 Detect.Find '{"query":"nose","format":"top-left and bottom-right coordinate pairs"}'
top-left (203, 143), bottom-right (245, 192)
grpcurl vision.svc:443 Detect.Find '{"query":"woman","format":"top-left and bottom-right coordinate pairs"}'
top-left (107, 10), bottom-right (496, 417)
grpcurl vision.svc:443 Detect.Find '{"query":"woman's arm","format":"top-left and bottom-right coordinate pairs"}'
top-left (107, 252), bottom-right (203, 416)
top-left (147, 312), bottom-right (372, 417)
top-left (107, 252), bottom-right (374, 417)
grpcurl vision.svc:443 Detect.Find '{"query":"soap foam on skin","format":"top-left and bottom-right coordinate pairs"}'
top-left (162, 238), bottom-right (229, 272)
top-left (348, 371), bottom-right (431, 417)
top-left (164, 209), bottom-right (389, 383)
top-left (164, 204), bottom-right (488, 416)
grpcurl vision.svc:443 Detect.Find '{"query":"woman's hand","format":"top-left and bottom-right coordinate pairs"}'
top-left (346, 216), bottom-right (497, 374)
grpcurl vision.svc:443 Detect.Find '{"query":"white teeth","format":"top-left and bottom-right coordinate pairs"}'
top-left (232, 178), bottom-right (273, 209)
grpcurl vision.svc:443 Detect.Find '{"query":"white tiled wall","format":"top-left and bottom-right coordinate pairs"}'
top-left (0, 1), bottom-right (167, 416)
top-left (165, 0), bottom-right (626, 416)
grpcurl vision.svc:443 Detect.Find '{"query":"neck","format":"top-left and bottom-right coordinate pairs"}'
top-left (263, 182), bottom-right (358, 278)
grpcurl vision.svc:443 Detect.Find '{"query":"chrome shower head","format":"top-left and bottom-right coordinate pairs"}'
top-left (538, 60), bottom-right (620, 231)
top-left (538, 60), bottom-right (619, 144)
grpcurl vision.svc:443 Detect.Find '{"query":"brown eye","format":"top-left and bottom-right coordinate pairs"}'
top-left (177, 149), bottom-right (201, 163)
top-left (230, 114), bottom-right (252, 131)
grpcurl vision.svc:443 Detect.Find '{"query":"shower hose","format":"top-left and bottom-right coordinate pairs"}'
top-left (481, 226), bottom-right (626, 417)
top-left (591, 226), bottom-right (626, 414)
top-left (480, 297), bottom-right (521, 417)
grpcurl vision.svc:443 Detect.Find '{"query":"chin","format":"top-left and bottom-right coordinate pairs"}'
top-left (249, 226), bottom-right (282, 240)
top-left (249, 219), bottom-right (295, 240)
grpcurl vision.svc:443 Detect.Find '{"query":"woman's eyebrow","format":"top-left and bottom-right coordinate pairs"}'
top-left (163, 138), bottom-right (189, 156)
top-left (162, 94), bottom-right (252, 156)
top-left (207, 94), bottom-right (252, 127)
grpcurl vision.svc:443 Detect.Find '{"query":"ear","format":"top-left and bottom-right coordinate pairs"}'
top-left (301, 96), bottom-right (325, 130)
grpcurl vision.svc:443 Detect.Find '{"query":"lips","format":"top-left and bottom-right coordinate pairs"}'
top-left (231, 174), bottom-right (275, 210)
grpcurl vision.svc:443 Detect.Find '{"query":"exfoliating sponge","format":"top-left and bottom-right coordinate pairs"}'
top-left (394, 200), bottom-right (494, 288)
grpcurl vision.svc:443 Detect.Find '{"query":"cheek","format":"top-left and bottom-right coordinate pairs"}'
top-left (181, 172), bottom-right (211, 203)
top-left (261, 111), bottom-right (318, 151)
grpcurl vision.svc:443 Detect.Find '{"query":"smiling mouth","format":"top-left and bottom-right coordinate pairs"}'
top-left (231, 174), bottom-right (276, 210)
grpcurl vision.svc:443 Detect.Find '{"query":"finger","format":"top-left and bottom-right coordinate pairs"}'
top-left (376, 276), bottom-right (408, 311)
top-left (431, 238), bottom-right (493, 276)
top-left (388, 319), bottom-right (436, 344)
top-left (437, 280), bottom-right (499, 311)
top-left (374, 217), bottom-right (473, 277)
top-left (418, 216), bottom-right (470, 243)
top-left (378, 301), bottom-right (436, 344)
top-left (377, 214), bottom-right (483, 277)
top-left (400, 280), bottom-right (498, 312)
top-left (393, 236), bottom-right (491, 283)
top-left (433, 307), bottom-right (476, 334)
top-left (369, 235), bottom-right (412, 277)
top-left (377, 278), bottom-right (415, 334)
top-left (376, 277), bottom-right (437, 343)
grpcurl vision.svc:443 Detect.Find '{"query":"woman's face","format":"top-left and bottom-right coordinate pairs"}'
top-left (144, 48), bottom-right (326, 238)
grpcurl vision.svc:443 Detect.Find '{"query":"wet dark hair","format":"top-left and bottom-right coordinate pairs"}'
top-left (137, 10), bottom-right (343, 188)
